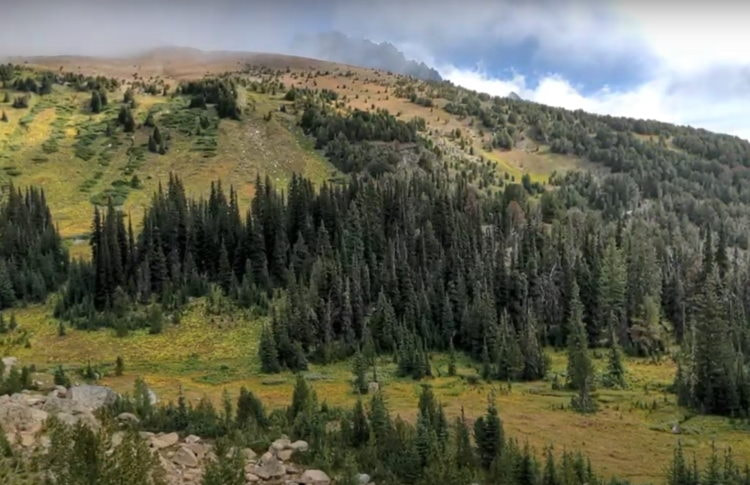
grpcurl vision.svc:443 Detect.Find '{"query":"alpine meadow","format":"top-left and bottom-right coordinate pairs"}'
top-left (0, 2), bottom-right (749, 485)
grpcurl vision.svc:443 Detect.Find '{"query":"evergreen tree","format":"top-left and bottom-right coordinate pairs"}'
top-left (352, 350), bottom-right (369, 394)
top-left (567, 281), bottom-right (596, 413)
top-left (259, 323), bottom-right (281, 373)
top-left (473, 400), bottom-right (503, 469)
top-left (603, 327), bottom-right (627, 388)
top-left (201, 438), bottom-right (244, 485)
top-left (90, 90), bottom-right (102, 113)
top-left (115, 356), bottom-right (124, 376)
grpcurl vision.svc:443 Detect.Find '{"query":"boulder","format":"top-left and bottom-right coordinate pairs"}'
top-left (241, 447), bottom-right (257, 462)
top-left (172, 445), bottom-right (199, 468)
top-left (672, 423), bottom-right (682, 434)
top-left (357, 473), bottom-right (372, 485)
top-left (270, 437), bottom-right (292, 452)
top-left (183, 442), bottom-right (208, 460)
top-left (367, 381), bottom-right (380, 394)
top-left (116, 412), bottom-right (140, 424)
top-left (277, 449), bottom-right (293, 461)
top-left (2, 357), bottom-right (18, 377)
top-left (150, 432), bottom-right (179, 449)
top-left (299, 469), bottom-right (331, 485)
top-left (0, 399), bottom-right (48, 434)
top-left (290, 440), bottom-right (309, 453)
top-left (253, 455), bottom-right (286, 480)
top-left (184, 434), bottom-right (201, 444)
top-left (111, 431), bottom-right (125, 448)
top-left (245, 472), bottom-right (260, 482)
top-left (68, 385), bottom-right (118, 410)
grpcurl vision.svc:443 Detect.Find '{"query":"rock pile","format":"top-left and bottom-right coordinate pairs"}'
top-left (0, 362), bottom-right (338, 485)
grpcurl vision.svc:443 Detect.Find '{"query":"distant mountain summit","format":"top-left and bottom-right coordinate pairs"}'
top-left (292, 32), bottom-right (442, 82)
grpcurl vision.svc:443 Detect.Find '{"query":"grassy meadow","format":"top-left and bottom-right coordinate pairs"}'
top-left (0, 299), bottom-right (747, 483)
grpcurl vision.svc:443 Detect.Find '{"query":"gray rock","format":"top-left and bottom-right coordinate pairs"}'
top-left (254, 455), bottom-right (286, 479)
top-left (299, 469), bottom-right (331, 485)
top-left (290, 440), bottom-right (309, 452)
top-left (111, 431), bottom-right (125, 448)
top-left (184, 442), bottom-right (208, 460)
top-left (147, 389), bottom-right (158, 405)
top-left (172, 445), bottom-right (199, 467)
top-left (68, 385), bottom-right (118, 410)
top-left (150, 432), bottom-right (179, 449)
top-left (184, 434), bottom-right (201, 444)
top-left (116, 412), bottom-right (140, 424)
top-left (241, 447), bottom-right (257, 462)
top-left (2, 357), bottom-right (18, 377)
top-left (672, 423), bottom-right (682, 434)
top-left (277, 449), bottom-right (293, 461)
top-left (271, 437), bottom-right (292, 452)
top-left (0, 400), bottom-right (48, 434)
top-left (367, 381), bottom-right (380, 394)
top-left (357, 473), bottom-right (372, 485)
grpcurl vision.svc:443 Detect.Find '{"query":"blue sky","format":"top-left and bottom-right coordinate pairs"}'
top-left (3, 0), bottom-right (750, 139)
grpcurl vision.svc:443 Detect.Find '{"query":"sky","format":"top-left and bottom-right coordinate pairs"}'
top-left (2, 0), bottom-right (750, 139)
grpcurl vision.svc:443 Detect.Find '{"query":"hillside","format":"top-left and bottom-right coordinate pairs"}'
top-left (1, 48), bottom-right (750, 485)
top-left (2, 49), bottom-right (594, 246)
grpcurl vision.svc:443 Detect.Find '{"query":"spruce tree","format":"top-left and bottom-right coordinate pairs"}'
top-left (473, 400), bottom-right (503, 469)
top-left (352, 350), bottom-right (368, 394)
top-left (0, 261), bottom-right (15, 309)
top-left (566, 281), bottom-right (596, 412)
top-left (90, 90), bottom-right (102, 113)
top-left (603, 327), bottom-right (627, 388)
top-left (0, 110), bottom-right (7, 122)
top-left (115, 356), bottom-right (124, 376)
top-left (258, 324), bottom-right (280, 373)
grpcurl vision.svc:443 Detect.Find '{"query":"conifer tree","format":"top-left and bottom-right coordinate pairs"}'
top-left (259, 324), bottom-right (280, 373)
top-left (201, 438), bottom-right (245, 485)
top-left (0, 110), bottom-right (7, 122)
top-left (90, 90), bottom-right (102, 113)
top-left (603, 327), bottom-right (627, 388)
top-left (115, 356), bottom-right (124, 376)
top-left (349, 399), bottom-right (370, 447)
top-left (567, 281), bottom-right (596, 412)
top-left (473, 399), bottom-right (503, 469)
top-left (352, 350), bottom-right (368, 394)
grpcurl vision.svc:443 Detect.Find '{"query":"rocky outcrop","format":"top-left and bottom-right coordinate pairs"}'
top-left (67, 385), bottom-right (118, 410)
top-left (0, 369), bottom-right (330, 485)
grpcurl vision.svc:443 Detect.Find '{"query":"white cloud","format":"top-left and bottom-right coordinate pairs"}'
top-left (441, 65), bottom-right (750, 141)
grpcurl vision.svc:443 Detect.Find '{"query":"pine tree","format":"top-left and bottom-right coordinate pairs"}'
top-left (349, 399), bottom-right (370, 447)
top-left (148, 305), bottom-right (163, 334)
top-left (447, 338), bottom-right (457, 376)
top-left (603, 327), bottom-right (627, 388)
top-left (454, 408), bottom-right (476, 470)
top-left (352, 350), bottom-right (368, 394)
top-left (90, 90), bottom-right (102, 113)
top-left (115, 356), bottom-right (124, 376)
top-left (473, 399), bottom-right (503, 469)
top-left (259, 324), bottom-right (280, 373)
top-left (687, 269), bottom-right (739, 415)
top-left (495, 310), bottom-right (523, 381)
top-left (567, 281), bottom-right (596, 413)
top-left (0, 261), bottom-right (15, 309)
top-left (0, 110), bottom-right (7, 122)
top-left (599, 237), bottom-right (626, 342)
